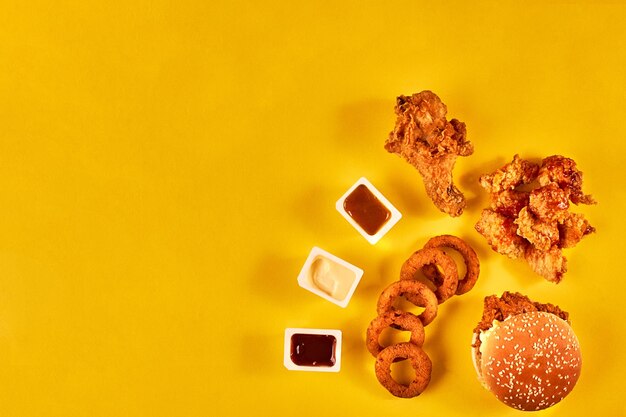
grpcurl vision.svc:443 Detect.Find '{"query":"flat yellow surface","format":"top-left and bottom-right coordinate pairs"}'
top-left (1, 1), bottom-right (624, 416)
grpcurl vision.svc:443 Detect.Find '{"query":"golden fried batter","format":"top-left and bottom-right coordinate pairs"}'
top-left (489, 189), bottom-right (530, 219)
top-left (475, 209), bottom-right (528, 259)
top-left (559, 212), bottom-right (595, 248)
top-left (528, 183), bottom-right (569, 222)
top-left (479, 154), bottom-right (539, 194)
top-left (515, 207), bottom-right (560, 252)
top-left (385, 91), bottom-right (473, 217)
top-left (524, 245), bottom-right (567, 283)
top-left (475, 155), bottom-right (595, 282)
top-left (537, 155), bottom-right (596, 205)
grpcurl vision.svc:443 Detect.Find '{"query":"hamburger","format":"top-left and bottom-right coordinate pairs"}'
top-left (472, 292), bottom-right (582, 411)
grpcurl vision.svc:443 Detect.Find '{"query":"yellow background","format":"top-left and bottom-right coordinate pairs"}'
top-left (1, 1), bottom-right (624, 416)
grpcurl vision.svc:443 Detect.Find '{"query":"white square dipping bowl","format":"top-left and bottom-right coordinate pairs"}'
top-left (297, 247), bottom-right (363, 308)
top-left (283, 328), bottom-right (342, 372)
top-left (335, 177), bottom-right (401, 244)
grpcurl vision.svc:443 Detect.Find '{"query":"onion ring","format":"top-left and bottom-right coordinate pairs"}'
top-left (376, 280), bottom-right (439, 326)
top-left (374, 342), bottom-right (432, 398)
top-left (422, 235), bottom-right (480, 295)
top-left (400, 247), bottom-right (459, 304)
top-left (366, 310), bottom-right (425, 358)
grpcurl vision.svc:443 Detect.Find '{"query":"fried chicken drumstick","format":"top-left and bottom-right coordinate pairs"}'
top-left (385, 91), bottom-right (474, 217)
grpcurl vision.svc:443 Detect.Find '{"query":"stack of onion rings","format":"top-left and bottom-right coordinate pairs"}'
top-left (366, 235), bottom-right (480, 398)
top-left (421, 235), bottom-right (480, 296)
top-left (400, 247), bottom-right (459, 303)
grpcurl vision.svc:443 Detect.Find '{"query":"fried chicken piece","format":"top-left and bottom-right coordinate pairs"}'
top-left (475, 154), bottom-right (595, 282)
top-left (537, 155), bottom-right (596, 205)
top-left (514, 207), bottom-right (560, 252)
top-left (479, 154), bottom-right (539, 193)
top-left (472, 292), bottom-right (570, 353)
top-left (473, 291), bottom-right (569, 335)
top-left (385, 91), bottom-right (473, 217)
top-left (489, 189), bottom-right (530, 219)
top-left (525, 245), bottom-right (567, 283)
top-left (475, 209), bottom-right (528, 259)
top-left (559, 212), bottom-right (596, 248)
top-left (528, 182), bottom-right (569, 222)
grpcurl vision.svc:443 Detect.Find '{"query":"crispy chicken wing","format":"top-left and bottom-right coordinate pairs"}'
top-left (385, 91), bottom-right (473, 217)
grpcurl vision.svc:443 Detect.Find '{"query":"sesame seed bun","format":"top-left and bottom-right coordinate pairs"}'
top-left (473, 311), bottom-right (582, 411)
